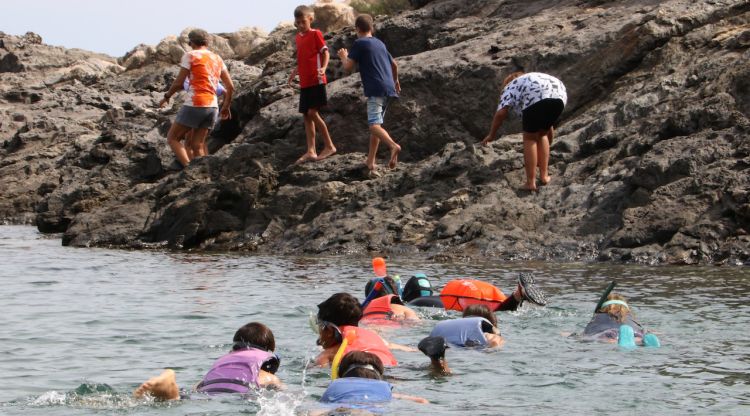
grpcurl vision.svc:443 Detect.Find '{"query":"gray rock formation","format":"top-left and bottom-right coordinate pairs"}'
top-left (1, 0), bottom-right (749, 265)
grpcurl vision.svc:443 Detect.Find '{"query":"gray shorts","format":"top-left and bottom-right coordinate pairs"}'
top-left (175, 105), bottom-right (219, 130)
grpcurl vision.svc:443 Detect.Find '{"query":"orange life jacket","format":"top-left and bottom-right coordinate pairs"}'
top-left (339, 325), bottom-right (398, 366)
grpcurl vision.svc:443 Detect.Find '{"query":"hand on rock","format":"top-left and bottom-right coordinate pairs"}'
top-left (481, 135), bottom-right (493, 146)
top-left (337, 48), bottom-right (348, 60)
top-left (159, 97), bottom-right (169, 108)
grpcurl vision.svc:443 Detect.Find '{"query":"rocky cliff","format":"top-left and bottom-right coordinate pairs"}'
top-left (1, 0), bottom-right (749, 265)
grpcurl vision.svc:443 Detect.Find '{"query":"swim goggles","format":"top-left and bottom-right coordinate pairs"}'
top-left (340, 363), bottom-right (383, 379)
top-left (600, 300), bottom-right (629, 310)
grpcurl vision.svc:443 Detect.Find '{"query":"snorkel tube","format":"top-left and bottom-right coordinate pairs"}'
top-left (594, 281), bottom-right (617, 313)
top-left (361, 280), bottom-right (384, 309)
top-left (361, 257), bottom-right (388, 309)
top-left (331, 329), bottom-right (357, 379)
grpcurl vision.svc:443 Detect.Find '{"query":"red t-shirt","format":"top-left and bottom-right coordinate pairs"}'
top-left (295, 29), bottom-right (328, 88)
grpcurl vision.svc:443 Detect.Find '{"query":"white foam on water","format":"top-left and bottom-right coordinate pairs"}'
top-left (256, 390), bottom-right (305, 416)
top-left (30, 391), bottom-right (66, 406)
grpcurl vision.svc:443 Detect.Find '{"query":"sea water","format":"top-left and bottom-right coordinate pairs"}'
top-left (1, 225), bottom-right (748, 415)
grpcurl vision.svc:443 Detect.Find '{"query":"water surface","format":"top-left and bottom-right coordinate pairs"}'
top-left (1, 226), bottom-right (748, 415)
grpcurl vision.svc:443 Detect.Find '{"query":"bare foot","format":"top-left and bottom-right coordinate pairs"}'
top-left (294, 152), bottom-right (317, 165)
top-left (316, 146), bottom-right (337, 161)
top-left (134, 369), bottom-right (179, 401)
top-left (388, 144), bottom-right (401, 169)
top-left (522, 183), bottom-right (538, 192)
top-left (540, 176), bottom-right (551, 185)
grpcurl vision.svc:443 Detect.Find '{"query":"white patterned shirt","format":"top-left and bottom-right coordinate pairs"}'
top-left (498, 72), bottom-right (567, 114)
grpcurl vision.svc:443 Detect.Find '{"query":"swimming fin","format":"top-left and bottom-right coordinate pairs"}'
top-left (618, 325), bottom-right (636, 349)
top-left (643, 333), bottom-right (661, 348)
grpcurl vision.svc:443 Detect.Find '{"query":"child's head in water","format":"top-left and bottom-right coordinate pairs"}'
top-left (599, 293), bottom-right (632, 323)
top-left (364, 276), bottom-right (400, 299)
top-left (462, 304), bottom-right (499, 334)
top-left (338, 351), bottom-right (385, 380)
top-left (233, 322), bottom-right (275, 351)
top-left (316, 293), bottom-right (362, 348)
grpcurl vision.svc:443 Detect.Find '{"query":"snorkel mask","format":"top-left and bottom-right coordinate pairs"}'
top-left (309, 313), bottom-right (343, 347)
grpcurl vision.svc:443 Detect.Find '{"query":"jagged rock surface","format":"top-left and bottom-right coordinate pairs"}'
top-left (1, 0), bottom-right (749, 265)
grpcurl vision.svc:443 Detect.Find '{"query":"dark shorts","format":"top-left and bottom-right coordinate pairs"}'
top-left (175, 106), bottom-right (219, 130)
top-left (299, 84), bottom-right (328, 114)
top-left (521, 98), bottom-right (565, 133)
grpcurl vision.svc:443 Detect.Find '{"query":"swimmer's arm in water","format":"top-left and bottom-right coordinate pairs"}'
top-left (257, 370), bottom-right (283, 389)
top-left (391, 303), bottom-right (420, 321)
top-left (134, 369), bottom-right (180, 401)
top-left (315, 346), bottom-right (338, 366)
top-left (484, 333), bottom-right (505, 348)
top-left (393, 392), bottom-right (429, 404)
top-left (384, 339), bottom-right (418, 352)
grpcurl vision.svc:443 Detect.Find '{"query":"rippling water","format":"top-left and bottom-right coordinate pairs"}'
top-left (1, 225), bottom-right (748, 415)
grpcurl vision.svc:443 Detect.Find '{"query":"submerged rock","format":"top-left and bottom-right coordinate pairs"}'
top-left (1, 0), bottom-right (749, 265)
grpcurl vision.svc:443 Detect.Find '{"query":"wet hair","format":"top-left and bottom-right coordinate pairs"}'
top-left (355, 14), bottom-right (374, 33)
top-left (600, 293), bottom-right (632, 324)
top-left (364, 276), bottom-right (400, 300)
top-left (463, 304), bottom-right (498, 333)
top-left (294, 5), bottom-right (314, 19)
top-left (188, 29), bottom-right (210, 47)
top-left (338, 351), bottom-right (384, 380)
top-left (317, 293), bottom-right (362, 326)
top-left (232, 322), bottom-right (275, 352)
top-left (501, 71), bottom-right (525, 91)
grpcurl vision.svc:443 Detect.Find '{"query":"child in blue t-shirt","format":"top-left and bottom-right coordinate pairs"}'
top-left (337, 14), bottom-right (401, 177)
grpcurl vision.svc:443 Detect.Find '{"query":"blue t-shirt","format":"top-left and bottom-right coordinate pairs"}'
top-left (347, 37), bottom-right (397, 98)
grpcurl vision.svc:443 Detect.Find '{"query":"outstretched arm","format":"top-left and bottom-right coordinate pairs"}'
top-left (337, 48), bottom-right (356, 73)
top-left (160, 68), bottom-right (190, 108)
top-left (393, 392), bottom-right (429, 404)
top-left (481, 107), bottom-right (509, 145)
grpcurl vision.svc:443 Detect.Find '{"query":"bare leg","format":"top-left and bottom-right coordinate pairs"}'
top-left (522, 132), bottom-right (539, 191)
top-left (310, 109), bottom-right (336, 160)
top-left (537, 129), bottom-right (551, 185)
top-left (183, 130), bottom-right (195, 161)
top-left (366, 133), bottom-right (380, 172)
top-left (369, 124), bottom-right (400, 169)
top-left (167, 123), bottom-right (193, 167)
top-left (295, 113), bottom-right (318, 164)
top-left (188, 128), bottom-right (210, 159)
top-left (134, 369), bottom-right (180, 401)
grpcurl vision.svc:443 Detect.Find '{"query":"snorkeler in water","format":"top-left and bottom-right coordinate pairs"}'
top-left (403, 273), bottom-right (547, 311)
top-left (419, 304), bottom-right (505, 374)
top-left (314, 293), bottom-right (416, 368)
top-left (316, 351), bottom-right (428, 413)
top-left (134, 322), bottom-right (282, 400)
top-left (360, 275), bottom-right (420, 324)
top-left (582, 292), bottom-right (660, 347)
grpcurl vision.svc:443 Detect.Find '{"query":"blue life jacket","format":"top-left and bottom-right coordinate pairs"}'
top-left (320, 377), bottom-right (393, 404)
top-left (583, 313), bottom-right (644, 341)
top-left (429, 317), bottom-right (492, 347)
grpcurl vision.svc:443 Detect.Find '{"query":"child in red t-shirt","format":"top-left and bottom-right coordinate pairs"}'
top-left (287, 5), bottom-right (337, 165)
